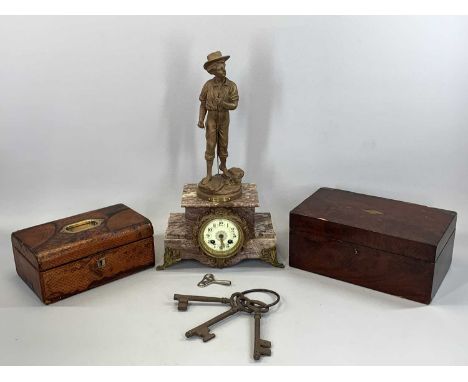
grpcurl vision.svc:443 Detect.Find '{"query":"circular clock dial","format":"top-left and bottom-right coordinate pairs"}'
top-left (199, 217), bottom-right (244, 258)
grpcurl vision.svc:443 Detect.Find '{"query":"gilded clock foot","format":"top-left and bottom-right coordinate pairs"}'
top-left (260, 247), bottom-right (285, 268)
top-left (156, 247), bottom-right (181, 270)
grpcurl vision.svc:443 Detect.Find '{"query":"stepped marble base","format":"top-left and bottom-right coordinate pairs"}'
top-left (157, 183), bottom-right (284, 269)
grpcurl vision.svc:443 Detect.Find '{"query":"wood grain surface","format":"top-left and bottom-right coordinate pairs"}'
top-left (289, 188), bottom-right (457, 304)
top-left (291, 188), bottom-right (457, 262)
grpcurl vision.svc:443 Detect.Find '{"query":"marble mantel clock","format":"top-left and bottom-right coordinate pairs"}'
top-left (157, 51), bottom-right (283, 269)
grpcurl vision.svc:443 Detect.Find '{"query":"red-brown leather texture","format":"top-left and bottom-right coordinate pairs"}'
top-left (11, 204), bottom-right (155, 304)
top-left (41, 237), bottom-right (155, 304)
top-left (12, 204), bottom-right (153, 271)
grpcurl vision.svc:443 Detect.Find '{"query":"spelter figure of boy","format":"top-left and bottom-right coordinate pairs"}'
top-left (198, 51), bottom-right (239, 185)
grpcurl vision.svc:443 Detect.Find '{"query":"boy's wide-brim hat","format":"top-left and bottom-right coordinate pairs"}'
top-left (203, 51), bottom-right (230, 70)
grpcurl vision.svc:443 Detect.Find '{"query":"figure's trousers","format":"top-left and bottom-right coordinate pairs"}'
top-left (205, 110), bottom-right (229, 161)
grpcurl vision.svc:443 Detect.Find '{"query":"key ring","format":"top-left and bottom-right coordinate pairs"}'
top-left (229, 291), bottom-right (242, 308)
top-left (240, 289), bottom-right (280, 308)
top-left (239, 298), bottom-right (269, 314)
top-left (232, 292), bottom-right (268, 314)
top-left (234, 289), bottom-right (280, 313)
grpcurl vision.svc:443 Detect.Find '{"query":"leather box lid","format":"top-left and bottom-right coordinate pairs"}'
top-left (290, 188), bottom-right (457, 263)
top-left (11, 204), bottom-right (154, 271)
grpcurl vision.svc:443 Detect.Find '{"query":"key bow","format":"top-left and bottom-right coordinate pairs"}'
top-left (197, 273), bottom-right (232, 287)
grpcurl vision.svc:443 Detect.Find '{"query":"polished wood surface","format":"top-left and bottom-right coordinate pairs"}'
top-left (290, 188), bottom-right (457, 304)
top-left (291, 188), bottom-right (456, 262)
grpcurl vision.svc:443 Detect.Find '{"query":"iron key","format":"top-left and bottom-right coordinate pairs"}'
top-left (174, 289), bottom-right (280, 360)
top-left (185, 292), bottom-right (242, 342)
top-left (174, 294), bottom-right (230, 311)
top-left (253, 312), bottom-right (271, 360)
top-left (237, 290), bottom-right (279, 361)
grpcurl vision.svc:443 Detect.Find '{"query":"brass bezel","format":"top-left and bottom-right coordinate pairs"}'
top-left (195, 209), bottom-right (247, 259)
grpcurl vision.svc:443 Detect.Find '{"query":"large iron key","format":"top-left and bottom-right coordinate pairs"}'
top-left (185, 294), bottom-right (242, 342)
top-left (174, 294), bottom-right (230, 311)
top-left (253, 312), bottom-right (271, 360)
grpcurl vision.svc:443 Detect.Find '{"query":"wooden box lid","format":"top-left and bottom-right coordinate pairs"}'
top-left (11, 204), bottom-right (153, 271)
top-left (290, 188), bottom-right (457, 263)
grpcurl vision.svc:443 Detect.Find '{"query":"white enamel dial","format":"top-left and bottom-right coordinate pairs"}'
top-left (198, 217), bottom-right (244, 258)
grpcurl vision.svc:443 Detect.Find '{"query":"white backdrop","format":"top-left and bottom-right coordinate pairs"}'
top-left (1, 16), bottom-right (468, 365)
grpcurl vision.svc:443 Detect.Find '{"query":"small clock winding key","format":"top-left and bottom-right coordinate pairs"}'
top-left (197, 273), bottom-right (232, 288)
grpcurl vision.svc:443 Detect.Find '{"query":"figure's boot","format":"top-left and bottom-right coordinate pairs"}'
top-left (201, 160), bottom-right (213, 184)
top-left (219, 157), bottom-right (230, 177)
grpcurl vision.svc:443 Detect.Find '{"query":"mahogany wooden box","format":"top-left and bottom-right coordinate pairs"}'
top-left (289, 188), bottom-right (457, 304)
top-left (12, 204), bottom-right (155, 304)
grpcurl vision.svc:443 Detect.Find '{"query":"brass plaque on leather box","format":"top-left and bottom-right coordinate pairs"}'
top-left (289, 188), bottom-right (457, 304)
top-left (12, 204), bottom-right (155, 304)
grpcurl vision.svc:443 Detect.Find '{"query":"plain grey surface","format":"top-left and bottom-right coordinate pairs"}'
top-left (1, 16), bottom-right (468, 365)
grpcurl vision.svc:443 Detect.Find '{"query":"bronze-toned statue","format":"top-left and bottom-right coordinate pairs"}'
top-left (197, 51), bottom-right (244, 202)
top-left (157, 50), bottom-right (283, 270)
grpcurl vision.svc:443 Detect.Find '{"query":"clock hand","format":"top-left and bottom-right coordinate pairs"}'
top-left (218, 233), bottom-right (225, 250)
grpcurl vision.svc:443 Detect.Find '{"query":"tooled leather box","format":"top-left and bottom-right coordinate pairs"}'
top-left (12, 204), bottom-right (155, 304)
top-left (289, 188), bottom-right (457, 304)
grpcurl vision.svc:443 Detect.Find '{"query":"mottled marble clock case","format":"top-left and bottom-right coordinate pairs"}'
top-left (158, 184), bottom-right (283, 269)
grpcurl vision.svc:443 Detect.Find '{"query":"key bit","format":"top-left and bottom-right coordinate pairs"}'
top-left (184, 299), bottom-right (242, 342)
top-left (254, 339), bottom-right (272, 359)
top-left (185, 327), bottom-right (216, 342)
top-left (173, 294), bottom-right (230, 311)
top-left (197, 273), bottom-right (232, 288)
top-left (253, 312), bottom-right (272, 360)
